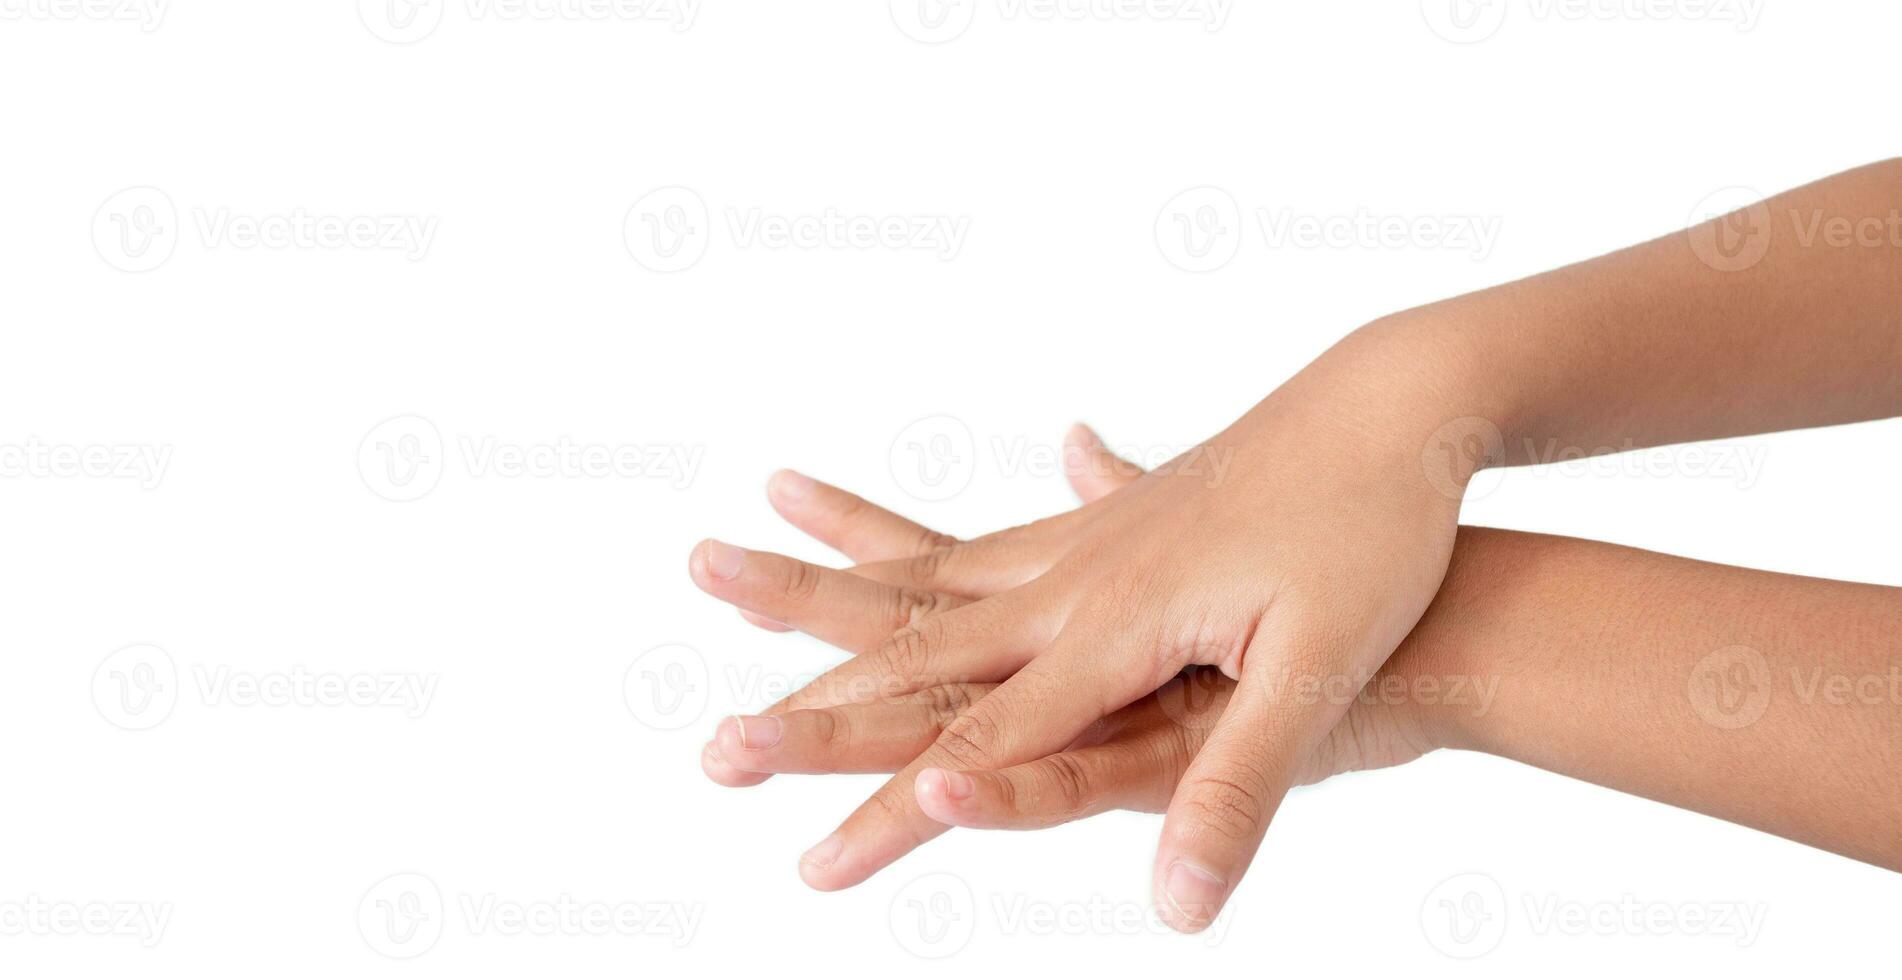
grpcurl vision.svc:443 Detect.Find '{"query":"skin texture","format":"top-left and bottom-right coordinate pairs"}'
top-left (700, 449), bottom-right (1902, 873)
top-left (691, 159), bottom-right (1902, 929)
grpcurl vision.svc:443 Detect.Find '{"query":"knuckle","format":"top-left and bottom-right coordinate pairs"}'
top-left (922, 683), bottom-right (979, 724)
top-left (934, 710), bottom-right (1000, 769)
top-left (833, 490), bottom-right (869, 522)
top-left (880, 619), bottom-right (943, 682)
top-left (863, 789), bottom-right (931, 847)
top-left (1179, 776), bottom-right (1267, 845)
top-left (814, 707), bottom-right (852, 755)
top-left (904, 545), bottom-right (955, 586)
top-left (912, 525), bottom-right (959, 556)
top-left (781, 559), bottom-right (822, 602)
top-left (1039, 753), bottom-right (1095, 817)
top-left (891, 587), bottom-right (943, 630)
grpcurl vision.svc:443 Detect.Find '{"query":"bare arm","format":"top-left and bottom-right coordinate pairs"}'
top-left (1409, 527), bottom-right (1902, 870)
top-left (1381, 158), bottom-right (1902, 470)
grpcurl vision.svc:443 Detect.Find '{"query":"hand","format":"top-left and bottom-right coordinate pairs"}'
top-left (697, 430), bottom-right (1435, 808)
top-left (708, 665), bottom-right (1434, 824)
top-left (692, 345), bottom-right (1479, 932)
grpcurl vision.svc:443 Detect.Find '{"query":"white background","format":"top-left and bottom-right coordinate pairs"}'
top-left (2, 0), bottom-right (1897, 974)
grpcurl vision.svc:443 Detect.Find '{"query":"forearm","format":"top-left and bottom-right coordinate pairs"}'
top-left (1403, 527), bottom-right (1902, 870)
top-left (1409, 159), bottom-right (1902, 459)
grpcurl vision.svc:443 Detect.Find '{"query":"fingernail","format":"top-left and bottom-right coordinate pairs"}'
top-left (701, 539), bottom-right (744, 581)
top-left (769, 469), bottom-right (813, 502)
top-left (731, 715), bottom-right (781, 750)
top-left (801, 834), bottom-right (843, 869)
top-left (919, 767), bottom-right (973, 801)
top-left (1068, 422), bottom-right (1101, 449)
top-left (1162, 860), bottom-right (1227, 929)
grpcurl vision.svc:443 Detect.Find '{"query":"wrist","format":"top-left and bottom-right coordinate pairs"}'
top-left (1248, 310), bottom-right (1524, 504)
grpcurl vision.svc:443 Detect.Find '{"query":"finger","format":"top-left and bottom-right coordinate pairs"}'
top-left (1063, 423), bottom-right (1146, 503)
top-left (765, 469), bottom-right (955, 563)
top-left (798, 618), bottom-right (1162, 890)
top-left (921, 669), bottom-right (1237, 827)
top-left (690, 539), bottom-right (966, 654)
top-left (712, 684), bottom-right (992, 775)
top-left (914, 737), bottom-right (1183, 831)
top-left (1150, 648), bottom-right (1318, 934)
top-left (768, 591), bottom-right (1047, 720)
top-left (845, 534), bottom-right (1057, 598)
top-left (702, 739), bottom-right (773, 788)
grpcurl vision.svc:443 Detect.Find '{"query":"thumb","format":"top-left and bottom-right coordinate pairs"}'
top-left (1150, 658), bottom-right (1310, 933)
top-left (1063, 423), bottom-right (1145, 503)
